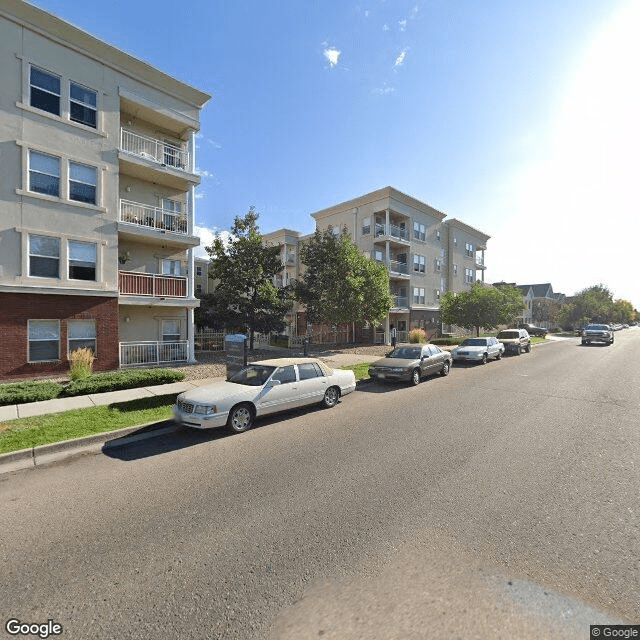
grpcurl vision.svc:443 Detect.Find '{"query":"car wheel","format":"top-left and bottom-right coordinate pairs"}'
top-left (321, 386), bottom-right (340, 408)
top-left (410, 368), bottom-right (421, 385)
top-left (227, 403), bottom-right (254, 433)
top-left (526, 343), bottom-right (531, 353)
top-left (481, 353), bottom-right (488, 365)
top-left (496, 351), bottom-right (502, 360)
top-left (440, 361), bottom-right (450, 376)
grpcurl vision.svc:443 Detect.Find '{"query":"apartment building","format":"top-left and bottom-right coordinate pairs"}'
top-left (0, 0), bottom-right (210, 379)
top-left (310, 187), bottom-right (490, 342)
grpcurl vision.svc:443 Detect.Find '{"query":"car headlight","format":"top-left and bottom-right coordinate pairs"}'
top-left (193, 404), bottom-right (216, 416)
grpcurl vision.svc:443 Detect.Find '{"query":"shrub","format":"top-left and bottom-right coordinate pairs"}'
top-left (431, 337), bottom-right (463, 346)
top-left (63, 368), bottom-right (185, 397)
top-left (0, 381), bottom-right (64, 406)
top-left (408, 328), bottom-right (426, 343)
top-left (69, 348), bottom-right (95, 381)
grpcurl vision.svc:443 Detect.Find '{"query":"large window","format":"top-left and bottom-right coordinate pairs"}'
top-left (465, 268), bottom-right (475, 283)
top-left (29, 234), bottom-right (60, 278)
top-left (413, 222), bottom-right (426, 241)
top-left (68, 241), bottom-right (96, 281)
top-left (465, 242), bottom-right (474, 257)
top-left (69, 82), bottom-right (97, 128)
top-left (29, 151), bottom-right (60, 197)
top-left (28, 320), bottom-right (60, 362)
top-left (162, 319), bottom-right (181, 342)
top-left (30, 66), bottom-right (60, 116)
top-left (413, 287), bottom-right (425, 305)
top-left (68, 320), bottom-right (97, 355)
top-left (161, 259), bottom-right (182, 276)
top-left (69, 162), bottom-right (97, 204)
top-left (413, 254), bottom-right (425, 273)
top-left (362, 217), bottom-right (371, 235)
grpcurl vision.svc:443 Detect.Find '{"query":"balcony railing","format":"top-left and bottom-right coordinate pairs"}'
top-left (388, 260), bottom-right (409, 275)
top-left (120, 341), bottom-right (188, 367)
top-left (120, 200), bottom-right (188, 235)
top-left (476, 255), bottom-right (485, 267)
top-left (374, 222), bottom-right (410, 241)
top-left (392, 295), bottom-right (409, 308)
top-left (119, 271), bottom-right (187, 297)
top-left (120, 128), bottom-right (190, 171)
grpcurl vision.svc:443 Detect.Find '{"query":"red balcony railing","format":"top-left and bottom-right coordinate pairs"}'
top-left (119, 271), bottom-right (187, 297)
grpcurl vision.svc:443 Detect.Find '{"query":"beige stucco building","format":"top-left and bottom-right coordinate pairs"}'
top-left (0, 0), bottom-right (210, 379)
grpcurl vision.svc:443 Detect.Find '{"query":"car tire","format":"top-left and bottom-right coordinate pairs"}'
top-left (227, 403), bottom-right (254, 433)
top-left (440, 361), bottom-right (450, 376)
top-left (516, 345), bottom-right (521, 355)
top-left (481, 353), bottom-right (488, 365)
top-left (410, 368), bottom-right (421, 385)
top-left (321, 386), bottom-right (340, 408)
top-left (526, 343), bottom-right (531, 353)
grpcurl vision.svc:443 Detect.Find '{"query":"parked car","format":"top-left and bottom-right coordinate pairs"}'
top-left (522, 323), bottom-right (547, 337)
top-left (368, 343), bottom-right (452, 386)
top-left (581, 324), bottom-right (614, 346)
top-left (496, 328), bottom-right (531, 355)
top-left (451, 337), bottom-right (504, 364)
top-left (173, 358), bottom-right (356, 433)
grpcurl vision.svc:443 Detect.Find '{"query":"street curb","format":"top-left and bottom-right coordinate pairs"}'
top-left (0, 420), bottom-right (176, 476)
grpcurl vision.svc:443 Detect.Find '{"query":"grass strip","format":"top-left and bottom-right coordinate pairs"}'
top-left (0, 394), bottom-right (177, 455)
top-left (341, 362), bottom-right (372, 381)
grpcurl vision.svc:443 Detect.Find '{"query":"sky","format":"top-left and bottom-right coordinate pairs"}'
top-left (30, 0), bottom-right (640, 308)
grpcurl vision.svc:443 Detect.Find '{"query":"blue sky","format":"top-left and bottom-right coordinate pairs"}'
top-left (31, 0), bottom-right (640, 307)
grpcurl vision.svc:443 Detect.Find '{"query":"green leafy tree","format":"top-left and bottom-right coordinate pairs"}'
top-left (558, 284), bottom-right (615, 328)
top-left (203, 207), bottom-right (290, 348)
top-left (294, 230), bottom-right (393, 328)
top-left (441, 283), bottom-right (524, 336)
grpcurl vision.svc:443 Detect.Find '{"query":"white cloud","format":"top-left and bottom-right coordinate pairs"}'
top-left (193, 225), bottom-right (234, 259)
top-left (206, 138), bottom-right (222, 149)
top-left (364, 9), bottom-right (369, 17)
top-left (373, 83), bottom-right (395, 95)
top-left (398, 19), bottom-right (407, 31)
top-left (323, 46), bottom-right (341, 68)
top-left (382, 24), bottom-right (390, 32)
top-left (394, 48), bottom-right (408, 67)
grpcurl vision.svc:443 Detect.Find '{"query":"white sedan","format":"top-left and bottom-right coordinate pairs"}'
top-left (173, 358), bottom-right (356, 433)
top-left (450, 337), bottom-right (504, 364)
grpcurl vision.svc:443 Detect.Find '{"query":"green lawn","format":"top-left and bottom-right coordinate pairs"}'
top-left (341, 362), bottom-right (372, 381)
top-left (0, 394), bottom-right (177, 455)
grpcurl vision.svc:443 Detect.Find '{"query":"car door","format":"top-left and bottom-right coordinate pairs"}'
top-left (257, 365), bottom-right (299, 414)
top-left (296, 362), bottom-right (328, 404)
top-left (420, 345), bottom-right (439, 375)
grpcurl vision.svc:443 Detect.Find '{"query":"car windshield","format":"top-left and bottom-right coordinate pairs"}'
top-left (388, 347), bottom-right (422, 359)
top-left (587, 325), bottom-right (608, 330)
top-left (228, 365), bottom-right (276, 386)
top-left (459, 338), bottom-right (487, 346)
top-left (497, 331), bottom-right (519, 339)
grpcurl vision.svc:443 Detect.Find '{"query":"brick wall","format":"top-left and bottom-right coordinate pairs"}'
top-left (0, 293), bottom-right (119, 380)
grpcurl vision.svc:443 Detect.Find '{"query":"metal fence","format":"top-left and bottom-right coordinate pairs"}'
top-left (120, 341), bottom-right (189, 366)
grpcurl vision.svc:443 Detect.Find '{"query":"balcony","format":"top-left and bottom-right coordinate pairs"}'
top-left (392, 295), bottom-right (409, 308)
top-left (374, 223), bottom-right (410, 243)
top-left (120, 341), bottom-right (188, 367)
top-left (476, 255), bottom-right (486, 269)
top-left (119, 271), bottom-right (187, 298)
top-left (120, 128), bottom-right (190, 170)
top-left (120, 200), bottom-right (188, 235)
top-left (388, 260), bottom-right (409, 275)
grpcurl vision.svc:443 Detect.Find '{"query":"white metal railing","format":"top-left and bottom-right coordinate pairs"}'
top-left (120, 200), bottom-right (188, 234)
top-left (119, 271), bottom-right (187, 297)
top-left (388, 224), bottom-right (409, 241)
top-left (476, 255), bottom-right (485, 267)
top-left (120, 340), bottom-right (188, 366)
top-left (388, 260), bottom-right (409, 275)
top-left (120, 128), bottom-right (190, 171)
top-left (396, 331), bottom-right (408, 343)
top-left (392, 296), bottom-right (409, 307)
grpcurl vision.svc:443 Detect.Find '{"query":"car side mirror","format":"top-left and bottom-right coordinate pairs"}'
top-left (267, 379), bottom-right (281, 387)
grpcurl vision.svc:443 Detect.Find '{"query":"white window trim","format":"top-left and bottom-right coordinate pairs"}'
top-left (67, 240), bottom-right (98, 282)
top-left (67, 319), bottom-right (97, 357)
top-left (28, 319), bottom-right (61, 363)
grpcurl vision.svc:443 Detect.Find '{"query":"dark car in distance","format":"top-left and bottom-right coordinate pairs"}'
top-left (369, 344), bottom-right (452, 386)
top-left (522, 323), bottom-right (547, 337)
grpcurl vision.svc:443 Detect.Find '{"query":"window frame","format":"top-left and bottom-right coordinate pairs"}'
top-left (413, 221), bottom-right (426, 241)
top-left (29, 150), bottom-right (60, 198)
top-left (69, 81), bottom-right (97, 129)
top-left (29, 233), bottom-right (60, 279)
top-left (67, 240), bottom-right (97, 281)
top-left (28, 319), bottom-right (60, 363)
top-left (162, 319), bottom-right (181, 343)
top-left (68, 319), bottom-right (97, 356)
top-left (30, 66), bottom-right (61, 117)
top-left (68, 161), bottom-right (97, 205)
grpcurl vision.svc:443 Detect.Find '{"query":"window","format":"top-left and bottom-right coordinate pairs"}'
top-left (196, 266), bottom-right (203, 277)
top-left (68, 241), bottom-right (96, 281)
top-left (298, 362), bottom-right (324, 380)
top-left (69, 162), bottom-right (97, 204)
top-left (453, 264), bottom-right (458, 276)
top-left (272, 365), bottom-right (296, 384)
top-left (68, 320), bottom-right (96, 355)
top-left (162, 259), bottom-right (182, 276)
top-left (413, 287), bottom-right (425, 304)
top-left (465, 268), bottom-right (474, 283)
top-left (28, 320), bottom-right (60, 362)
top-left (436, 229), bottom-right (441, 241)
top-left (435, 289), bottom-right (441, 300)
top-left (30, 66), bottom-right (60, 116)
top-left (413, 254), bottom-right (425, 273)
top-left (374, 249), bottom-right (384, 262)
top-left (162, 319), bottom-right (180, 342)
top-left (453, 237), bottom-right (458, 246)
top-left (434, 258), bottom-right (442, 272)
top-left (69, 82), bottom-right (97, 128)
top-left (465, 242), bottom-right (474, 257)
top-left (413, 222), bottom-right (426, 241)
top-left (29, 151), bottom-right (60, 197)
top-left (29, 234), bottom-right (60, 278)
top-left (362, 217), bottom-right (371, 235)
top-left (195, 284), bottom-right (203, 295)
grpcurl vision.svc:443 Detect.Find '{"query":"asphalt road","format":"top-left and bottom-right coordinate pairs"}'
top-left (2, 330), bottom-right (639, 639)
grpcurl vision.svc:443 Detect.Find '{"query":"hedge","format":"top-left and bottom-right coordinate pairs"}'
top-left (0, 369), bottom-right (185, 406)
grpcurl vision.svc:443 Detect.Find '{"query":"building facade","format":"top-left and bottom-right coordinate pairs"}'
top-left (0, 0), bottom-right (210, 379)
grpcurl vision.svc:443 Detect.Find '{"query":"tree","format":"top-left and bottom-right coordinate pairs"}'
top-left (294, 230), bottom-right (393, 328)
top-left (558, 284), bottom-right (616, 328)
top-left (203, 207), bottom-right (291, 348)
top-left (440, 283), bottom-right (524, 336)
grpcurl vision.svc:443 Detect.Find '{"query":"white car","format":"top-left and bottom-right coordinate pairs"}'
top-left (451, 337), bottom-right (504, 364)
top-left (173, 358), bottom-right (356, 433)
